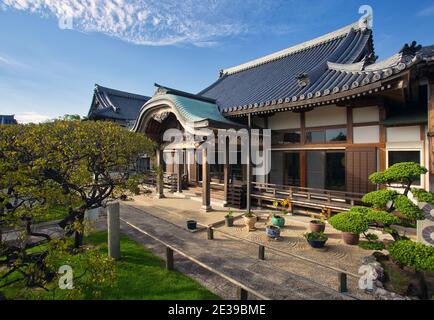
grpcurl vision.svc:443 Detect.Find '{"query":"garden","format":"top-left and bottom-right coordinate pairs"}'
top-left (0, 120), bottom-right (217, 300)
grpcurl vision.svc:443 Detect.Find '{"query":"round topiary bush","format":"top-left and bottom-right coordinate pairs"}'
top-left (328, 209), bottom-right (369, 234)
top-left (388, 240), bottom-right (434, 271)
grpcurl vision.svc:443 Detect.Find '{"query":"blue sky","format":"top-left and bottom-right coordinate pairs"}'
top-left (0, 0), bottom-right (434, 123)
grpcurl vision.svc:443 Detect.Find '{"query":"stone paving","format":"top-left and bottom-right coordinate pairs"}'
top-left (112, 195), bottom-right (379, 300)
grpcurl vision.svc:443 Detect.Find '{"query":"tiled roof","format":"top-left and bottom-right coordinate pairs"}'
top-left (88, 84), bottom-right (151, 121)
top-left (132, 84), bottom-right (242, 132)
top-left (0, 115), bottom-right (17, 125)
top-left (199, 22), bottom-right (374, 114)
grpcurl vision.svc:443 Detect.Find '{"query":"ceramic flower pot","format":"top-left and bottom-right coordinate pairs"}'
top-left (342, 232), bottom-right (360, 245)
top-left (266, 225), bottom-right (281, 239)
top-left (272, 215), bottom-right (285, 227)
top-left (186, 220), bottom-right (197, 230)
top-left (309, 221), bottom-right (325, 233)
top-left (225, 216), bottom-right (234, 227)
top-left (307, 239), bottom-right (327, 248)
top-left (244, 216), bottom-right (257, 231)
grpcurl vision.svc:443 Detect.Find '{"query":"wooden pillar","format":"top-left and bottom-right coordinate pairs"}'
top-left (246, 114), bottom-right (252, 213)
top-left (156, 148), bottom-right (165, 199)
top-left (176, 152), bottom-right (183, 194)
top-left (428, 81), bottom-right (434, 187)
top-left (223, 139), bottom-right (230, 206)
top-left (202, 148), bottom-right (211, 212)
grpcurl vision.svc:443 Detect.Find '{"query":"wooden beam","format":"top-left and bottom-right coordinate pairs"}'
top-left (156, 148), bottom-right (165, 199)
top-left (346, 106), bottom-right (353, 144)
top-left (246, 114), bottom-right (252, 213)
top-left (223, 139), bottom-right (230, 205)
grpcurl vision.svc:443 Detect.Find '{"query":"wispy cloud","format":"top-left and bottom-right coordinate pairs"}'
top-left (0, 0), bottom-right (263, 46)
top-left (15, 112), bottom-right (52, 124)
top-left (0, 54), bottom-right (27, 69)
top-left (417, 4), bottom-right (434, 17)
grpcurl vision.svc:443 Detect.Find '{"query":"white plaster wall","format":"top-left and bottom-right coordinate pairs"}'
top-left (353, 125), bottom-right (380, 144)
top-left (305, 105), bottom-right (346, 127)
top-left (268, 111), bottom-right (300, 130)
top-left (352, 106), bottom-right (379, 123)
top-left (387, 126), bottom-right (421, 142)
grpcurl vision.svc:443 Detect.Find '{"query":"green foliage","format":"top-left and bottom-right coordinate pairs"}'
top-left (411, 188), bottom-right (434, 204)
top-left (365, 209), bottom-right (400, 226)
top-left (368, 172), bottom-right (388, 185)
top-left (365, 233), bottom-right (379, 241)
top-left (225, 209), bottom-right (233, 218)
top-left (358, 241), bottom-right (385, 251)
top-left (362, 189), bottom-right (398, 210)
top-left (389, 240), bottom-right (434, 271)
top-left (0, 121), bottom-right (155, 293)
top-left (394, 195), bottom-right (425, 220)
top-left (304, 232), bottom-right (328, 241)
top-left (369, 162), bottom-right (427, 186)
top-left (1, 232), bottom-right (219, 300)
top-left (328, 210), bottom-right (369, 234)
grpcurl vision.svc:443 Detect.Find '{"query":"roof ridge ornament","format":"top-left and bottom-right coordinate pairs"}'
top-left (399, 41), bottom-right (423, 56)
top-left (296, 73), bottom-right (310, 87)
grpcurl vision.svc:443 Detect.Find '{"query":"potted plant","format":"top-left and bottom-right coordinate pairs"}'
top-left (310, 211), bottom-right (326, 233)
top-left (186, 220), bottom-right (197, 230)
top-left (304, 232), bottom-right (328, 248)
top-left (243, 212), bottom-right (257, 231)
top-left (328, 209), bottom-right (369, 245)
top-left (225, 209), bottom-right (234, 227)
top-left (271, 199), bottom-right (290, 227)
top-left (266, 225), bottom-right (281, 239)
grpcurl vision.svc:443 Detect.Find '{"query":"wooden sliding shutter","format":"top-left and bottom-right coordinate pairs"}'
top-left (346, 147), bottom-right (377, 194)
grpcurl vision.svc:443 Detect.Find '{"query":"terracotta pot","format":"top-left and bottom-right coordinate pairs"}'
top-left (309, 221), bottom-right (325, 233)
top-left (244, 216), bottom-right (257, 231)
top-left (342, 232), bottom-right (360, 245)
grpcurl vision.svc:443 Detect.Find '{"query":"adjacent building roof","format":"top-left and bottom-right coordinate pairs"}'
top-left (0, 115), bottom-right (17, 125)
top-left (88, 84), bottom-right (151, 125)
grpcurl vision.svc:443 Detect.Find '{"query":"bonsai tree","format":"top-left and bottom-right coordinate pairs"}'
top-left (361, 162), bottom-right (426, 240)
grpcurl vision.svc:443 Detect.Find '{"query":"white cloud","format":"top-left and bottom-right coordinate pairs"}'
top-left (418, 5), bottom-right (434, 16)
top-left (0, 54), bottom-right (27, 69)
top-left (15, 112), bottom-right (52, 124)
top-left (1, 0), bottom-right (254, 46)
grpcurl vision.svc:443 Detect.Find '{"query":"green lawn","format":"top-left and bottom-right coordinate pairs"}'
top-left (1, 232), bottom-right (220, 300)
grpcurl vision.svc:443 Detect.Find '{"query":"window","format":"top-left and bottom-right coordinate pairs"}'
top-left (272, 130), bottom-right (301, 144)
top-left (388, 150), bottom-right (421, 185)
top-left (306, 127), bottom-right (347, 144)
top-left (284, 152), bottom-right (300, 186)
top-left (306, 151), bottom-right (346, 191)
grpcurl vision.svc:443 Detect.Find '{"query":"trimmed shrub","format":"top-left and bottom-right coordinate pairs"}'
top-left (388, 240), bottom-right (434, 271)
top-left (411, 188), bottom-right (434, 204)
top-left (362, 189), bottom-right (398, 210)
top-left (328, 210), bottom-right (369, 234)
top-left (365, 209), bottom-right (400, 226)
top-left (359, 241), bottom-right (385, 251)
top-left (394, 195), bottom-right (425, 220)
top-left (383, 162), bottom-right (427, 184)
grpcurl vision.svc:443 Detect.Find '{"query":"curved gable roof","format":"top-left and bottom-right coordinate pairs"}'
top-left (88, 84), bottom-right (151, 121)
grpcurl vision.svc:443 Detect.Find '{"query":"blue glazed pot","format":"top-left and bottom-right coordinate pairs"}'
top-left (272, 215), bottom-right (285, 227)
top-left (266, 226), bottom-right (281, 238)
top-left (307, 239), bottom-right (327, 249)
top-left (186, 220), bottom-right (197, 230)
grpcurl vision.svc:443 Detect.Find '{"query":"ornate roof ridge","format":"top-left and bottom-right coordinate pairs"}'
top-left (95, 84), bottom-right (150, 101)
top-left (222, 21), bottom-right (363, 76)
